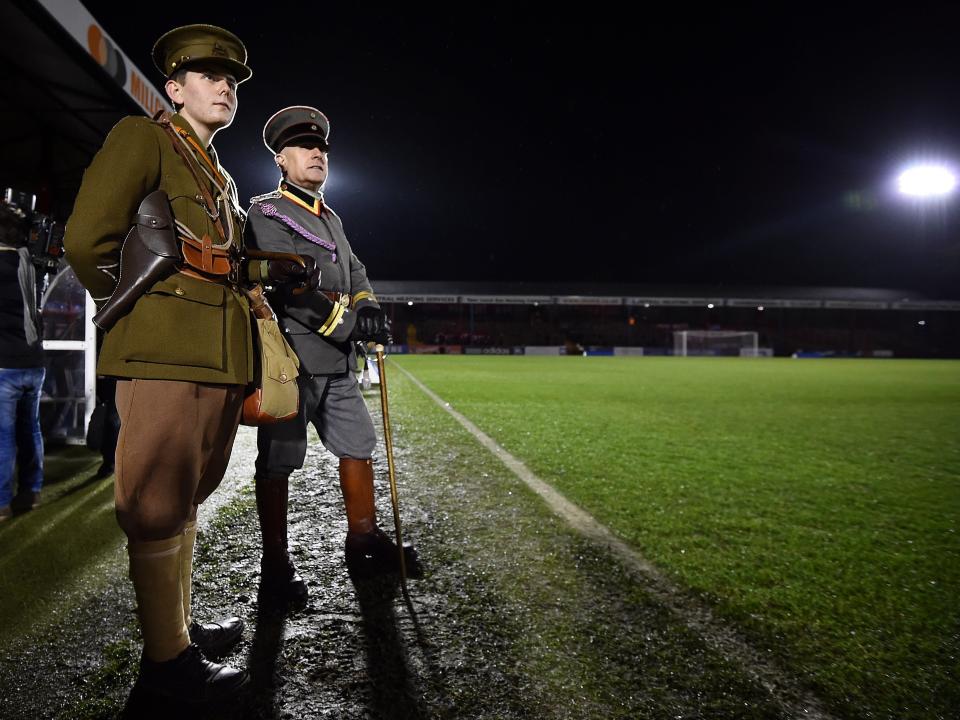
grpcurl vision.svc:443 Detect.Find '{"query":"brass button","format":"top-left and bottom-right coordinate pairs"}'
top-left (196, 194), bottom-right (203, 201)
top-left (175, 287), bottom-right (185, 296)
top-left (279, 373), bottom-right (287, 382)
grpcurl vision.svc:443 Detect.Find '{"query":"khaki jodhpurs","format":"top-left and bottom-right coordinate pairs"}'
top-left (114, 379), bottom-right (244, 541)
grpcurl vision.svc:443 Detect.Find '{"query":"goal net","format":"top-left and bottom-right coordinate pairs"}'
top-left (673, 330), bottom-right (760, 357)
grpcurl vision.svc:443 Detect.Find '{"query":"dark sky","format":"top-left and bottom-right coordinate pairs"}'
top-left (81, 3), bottom-right (960, 297)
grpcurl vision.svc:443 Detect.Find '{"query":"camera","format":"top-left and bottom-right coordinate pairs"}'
top-left (2, 188), bottom-right (64, 275)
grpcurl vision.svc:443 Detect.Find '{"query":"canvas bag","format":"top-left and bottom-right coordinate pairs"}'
top-left (242, 285), bottom-right (300, 425)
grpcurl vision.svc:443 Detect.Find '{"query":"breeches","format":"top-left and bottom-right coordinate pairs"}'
top-left (255, 371), bottom-right (377, 477)
top-left (115, 379), bottom-right (244, 541)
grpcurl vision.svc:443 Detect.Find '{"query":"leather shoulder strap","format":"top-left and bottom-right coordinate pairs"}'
top-left (153, 111), bottom-right (228, 243)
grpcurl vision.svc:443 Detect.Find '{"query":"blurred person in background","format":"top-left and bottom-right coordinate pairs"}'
top-left (0, 201), bottom-right (45, 521)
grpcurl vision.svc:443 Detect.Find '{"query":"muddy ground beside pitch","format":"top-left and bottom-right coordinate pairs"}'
top-left (0, 374), bottom-right (814, 720)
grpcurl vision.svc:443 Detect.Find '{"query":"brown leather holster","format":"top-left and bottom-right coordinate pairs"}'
top-left (93, 190), bottom-right (179, 331)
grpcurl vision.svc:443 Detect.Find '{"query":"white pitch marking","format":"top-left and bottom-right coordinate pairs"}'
top-left (394, 360), bottom-right (838, 720)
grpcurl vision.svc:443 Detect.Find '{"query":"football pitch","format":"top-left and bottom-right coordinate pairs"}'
top-left (391, 355), bottom-right (960, 719)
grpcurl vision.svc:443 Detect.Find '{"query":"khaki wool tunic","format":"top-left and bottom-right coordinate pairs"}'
top-left (65, 114), bottom-right (253, 385)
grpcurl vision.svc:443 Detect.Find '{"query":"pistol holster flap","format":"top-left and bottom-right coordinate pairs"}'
top-left (92, 190), bottom-right (180, 331)
top-left (135, 190), bottom-right (179, 258)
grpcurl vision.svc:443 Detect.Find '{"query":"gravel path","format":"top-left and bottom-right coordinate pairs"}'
top-left (0, 370), bottom-right (821, 719)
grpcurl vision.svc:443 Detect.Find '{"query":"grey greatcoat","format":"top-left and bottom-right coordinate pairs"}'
top-left (243, 181), bottom-right (380, 376)
top-left (245, 181), bottom-right (380, 472)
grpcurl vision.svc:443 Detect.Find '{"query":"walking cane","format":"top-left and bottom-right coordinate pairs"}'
top-left (374, 343), bottom-right (408, 583)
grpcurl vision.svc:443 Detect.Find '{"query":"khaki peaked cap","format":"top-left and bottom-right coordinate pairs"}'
top-left (152, 24), bottom-right (252, 83)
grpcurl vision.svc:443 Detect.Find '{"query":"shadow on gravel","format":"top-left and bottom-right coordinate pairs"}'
top-left (242, 567), bottom-right (434, 720)
top-left (119, 686), bottom-right (248, 720)
top-left (350, 571), bottom-right (428, 720)
top-left (244, 588), bottom-right (292, 719)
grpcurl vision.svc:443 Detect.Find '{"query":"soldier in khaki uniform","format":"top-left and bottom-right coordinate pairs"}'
top-left (64, 25), bottom-right (313, 702)
top-left (245, 107), bottom-right (420, 603)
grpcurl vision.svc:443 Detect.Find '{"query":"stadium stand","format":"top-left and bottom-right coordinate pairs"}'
top-left (371, 281), bottom-right (960, 358)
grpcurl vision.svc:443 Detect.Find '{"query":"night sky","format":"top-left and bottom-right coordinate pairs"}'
top-left (81, 4), bottom-right (960, 297)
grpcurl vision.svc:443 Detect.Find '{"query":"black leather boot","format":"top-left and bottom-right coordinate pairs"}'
top-left (188, 616), bottom-right (244, 658)
top-left (340, 458), bottom-right (422, 578)
top-left (136, 643), bottom-right (248, 703)
top-left (255, 474), bottom-right (308, 603)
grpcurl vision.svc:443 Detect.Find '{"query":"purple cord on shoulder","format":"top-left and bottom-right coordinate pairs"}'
top-left (258, 202), bottom-right (337, 261)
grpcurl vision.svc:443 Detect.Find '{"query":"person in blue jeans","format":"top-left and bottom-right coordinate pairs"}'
top-left (0, 203), bottom-right (45, 521)
top-left (0, 368), bottom-right (45, 518)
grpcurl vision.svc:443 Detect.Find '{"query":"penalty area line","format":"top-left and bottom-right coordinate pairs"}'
top-left (393, 361), bottom-right (838, 720)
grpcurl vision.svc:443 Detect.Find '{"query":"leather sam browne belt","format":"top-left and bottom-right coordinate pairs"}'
top-left (155, 111), bottom-right (241, 281)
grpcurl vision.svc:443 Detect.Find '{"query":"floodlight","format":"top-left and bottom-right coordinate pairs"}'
top-left (707, 303), bottom-right (715, 309)
top-left (897, 164), bottom-right (957, 198)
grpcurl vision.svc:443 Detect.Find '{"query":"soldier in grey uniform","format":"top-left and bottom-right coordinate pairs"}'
top-left (244, 106), bottom-right (419, 602)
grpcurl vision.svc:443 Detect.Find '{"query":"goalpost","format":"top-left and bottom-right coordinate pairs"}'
top-left (673, 330), bottom-right (760, 357)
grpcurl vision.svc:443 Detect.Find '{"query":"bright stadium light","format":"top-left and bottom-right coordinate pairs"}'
top-left (407, 301), bottom-right (414, 306)
top-left (897, 164), bottom-right (957, 198)
top-left (707, 303), bottom-right (715, 309)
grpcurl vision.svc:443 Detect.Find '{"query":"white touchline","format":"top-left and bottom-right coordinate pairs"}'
top-left (394, 360), bottom-right (838, 720)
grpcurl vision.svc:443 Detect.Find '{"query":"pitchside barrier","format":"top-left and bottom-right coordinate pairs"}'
top-left (382, 344), bottom-right (776, 357)
top-left (791, 350), bottom-right (895, 359)
top-left (378, 346), bottom-right (652, 356)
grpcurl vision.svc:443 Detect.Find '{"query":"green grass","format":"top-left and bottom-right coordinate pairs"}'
top-left (385, 372), bottom-right (788, 718)
top-left (392, 355), bottom-right (960, 719)
top-left (0, 446), bottom-right (122, 647)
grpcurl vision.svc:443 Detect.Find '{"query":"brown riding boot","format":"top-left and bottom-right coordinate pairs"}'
top-left (255, 474), bottom-right (308, 603)
top-left (339, 457), bottom-right (422, 578)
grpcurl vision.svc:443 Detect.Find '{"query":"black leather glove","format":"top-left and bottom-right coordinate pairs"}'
top-left (351, 306), bottom-right (391, 344)
top-left (267, 256), bottom-right (320, 291)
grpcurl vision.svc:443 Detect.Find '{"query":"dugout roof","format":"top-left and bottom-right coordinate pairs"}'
top-left (0, 0), bottom-right (142, 219)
